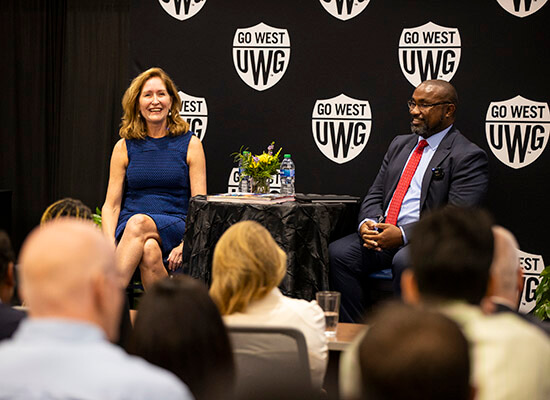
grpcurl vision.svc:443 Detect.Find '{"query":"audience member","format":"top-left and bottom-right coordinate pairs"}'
top-left (401, 206), bottom-right (550, 400)
top-left (359, 302), bottom-right (472, 400)
top-left (40, 197), bottom-right (92, 224)
top-left (0, 219), bottom-right (192, 399)
top-left (482, 226), bottom-right (550, 335)
top-left (0, 230), bottom-right (25, 341)
top-left (129, 275), bottom-right (235, 400)
top-left (209, 220), bottom-right (328, 391)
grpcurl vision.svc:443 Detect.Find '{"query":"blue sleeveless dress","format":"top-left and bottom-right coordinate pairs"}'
top-left (115, 132), bottom-right (193, 262)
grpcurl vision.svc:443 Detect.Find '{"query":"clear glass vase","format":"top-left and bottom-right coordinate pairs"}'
top-left (250, 176), bottom-right (270, 194)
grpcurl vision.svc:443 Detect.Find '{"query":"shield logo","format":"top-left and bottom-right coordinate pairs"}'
top-left (485, 95), bottom-right (550, 169)
top-left (517, 250), bottom-right (545, 314)
top-left (312, 94), bottom-right (372, 164)
top-left (227, 168), bottom-right (280, 193)
top-left (227, 167), bottom-right (241, 193)
top-left (398, 21), bottom-right (461, 87)
top-left (495, 0), bottom-right (548, 18)
top-left (178, 91), bottom-right (208, 141)
top-left (158, 0), bottom-right (207, 21)
top-left (318, 0), bottom-right (371, 21)
top-left (233, 22), bottom-right (291, 92)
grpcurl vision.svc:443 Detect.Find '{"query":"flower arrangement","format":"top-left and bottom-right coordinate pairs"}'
top-left (233, 142), bottom-right (282, 193)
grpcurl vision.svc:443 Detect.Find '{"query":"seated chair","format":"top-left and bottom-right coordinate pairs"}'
top-left (228, 325), bottom-right (314, 398)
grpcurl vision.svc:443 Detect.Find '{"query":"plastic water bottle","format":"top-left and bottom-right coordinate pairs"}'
top-left (279, 154), bottom-right (295, 195)
top-left (238, 151), bottom-right (250, 193)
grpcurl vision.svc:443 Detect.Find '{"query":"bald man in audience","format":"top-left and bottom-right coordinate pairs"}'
top-left (0, 219), bottom-right (192, 400)
top-left (482, 226), bottom-right (550, 335)
top-left (0, 230), bottom-right (25, 341)
top-left (401, 207), bottom-right (550, 400)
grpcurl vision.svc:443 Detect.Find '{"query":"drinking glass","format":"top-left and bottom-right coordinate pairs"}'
top-left (316, 291), bottom-right (340, 337)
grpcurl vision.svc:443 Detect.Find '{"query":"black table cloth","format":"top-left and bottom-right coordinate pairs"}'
top-left (183, 195), bottom-right (359, 300)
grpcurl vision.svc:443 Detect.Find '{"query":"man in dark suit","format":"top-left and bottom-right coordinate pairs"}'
top-left (482, 226), bottom-right (550, 336)
top-left (329, 80), bottom-right (489, 322)
top-left (0, 231), bottom-right (25, 340)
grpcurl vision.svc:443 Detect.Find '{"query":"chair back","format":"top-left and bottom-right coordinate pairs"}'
top-left (228, 325), bottom-right (312, 397)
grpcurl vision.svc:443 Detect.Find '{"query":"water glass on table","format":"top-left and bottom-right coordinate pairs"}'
top-left (316, 291), bottom-right (340, 337)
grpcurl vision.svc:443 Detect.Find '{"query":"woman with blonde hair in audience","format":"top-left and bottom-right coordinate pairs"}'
top-left (210, 220), bottom-right (328, 391)
top-left (129, 275), bottom-right (234, 400)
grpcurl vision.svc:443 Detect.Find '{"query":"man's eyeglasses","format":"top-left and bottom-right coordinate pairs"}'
top-left (407, 100), bottom-right (452, 111)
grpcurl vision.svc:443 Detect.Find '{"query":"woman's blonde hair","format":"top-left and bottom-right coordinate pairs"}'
top-left (40, 198), bottom-right (92, 225)
top-left (119, 67), bottom-right (189, 139)
top-left (210, 221), bottom-right (287, 315)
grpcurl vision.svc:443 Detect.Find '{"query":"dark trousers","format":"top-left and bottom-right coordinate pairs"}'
top-left (328, 233), bottom-right (409, 322)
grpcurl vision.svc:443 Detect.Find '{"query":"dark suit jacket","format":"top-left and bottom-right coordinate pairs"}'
top-left (0, 303), bottom-right (26, 341)
top-left (359, 126), bottom-right (489, 239)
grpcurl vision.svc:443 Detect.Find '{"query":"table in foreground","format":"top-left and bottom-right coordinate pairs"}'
top-left (327, 323), bottom-right (367, 351)
top-left (183, 194), bottom-right (359, 301)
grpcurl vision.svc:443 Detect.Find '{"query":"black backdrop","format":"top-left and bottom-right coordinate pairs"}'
top-left (130, 0), bottom-right (550, 285)
top-left (1, 1), bottom-right (549, 300)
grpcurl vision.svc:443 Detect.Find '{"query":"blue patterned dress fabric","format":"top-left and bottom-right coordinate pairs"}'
top-left (115, 132), bottom-right (192, 263)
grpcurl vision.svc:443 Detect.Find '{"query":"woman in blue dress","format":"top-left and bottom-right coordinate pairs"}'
top-left (102, 67), bottom-right (207, 290)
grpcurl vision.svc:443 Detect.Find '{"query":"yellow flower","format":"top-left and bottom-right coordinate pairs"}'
top-left (258, 153), bottom-right (270, 163)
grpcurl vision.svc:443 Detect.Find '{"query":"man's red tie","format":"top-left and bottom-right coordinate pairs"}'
top-left (385, 140), bottom-right (428, 226)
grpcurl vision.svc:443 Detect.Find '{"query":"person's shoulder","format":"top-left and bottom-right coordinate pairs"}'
top-left (447, 127), bottom-right (484, 150)
top-left (279, 295), bottom-right (325, 326)
top-left (390, 133), bottom-right (416, 146)
top-left (0, 305), bottom-right (26, 340)
top-left (113, 138), bottom-right (128, 153)
top-left (0, 303), bottom-right (26, 320)
top-left (479, 312), bottom-right (550, 349)
top-left (105, 347), bottom-right (192, 398)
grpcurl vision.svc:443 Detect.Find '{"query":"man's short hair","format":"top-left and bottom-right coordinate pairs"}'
top-left (0, 230), bottom-right (15, 283)
top-left (410, 206), bottom-right (494, 305)
top-left (359, 302), bottom-right (470, 400)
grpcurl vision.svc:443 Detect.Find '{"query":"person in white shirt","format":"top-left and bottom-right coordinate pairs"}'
top-left (401, 207), bottom-right (550, 400)
top-left (0, 219), bottom-right (192, 400)
top-left (209, 220), bottom-right (328, 392)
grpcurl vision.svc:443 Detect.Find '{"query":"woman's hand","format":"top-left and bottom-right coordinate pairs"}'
top-left (167, 242), bottom-right (184, 271)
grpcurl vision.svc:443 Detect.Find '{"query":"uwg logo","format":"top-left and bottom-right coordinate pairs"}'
top-left (517, 250), bottom-right (544, 314)
top-left (178, 91), bottom-right (208, 141)
top-left (398, 22), bottom-right (461, 87)
top-left (496, 0), bottom-right (548, 18)
top-left (318, 0), bottom-right (371, 21)
top-left (485, 95), bottom-right (550, 169)
top-left (312, 94), bottom-right (371, 164)
top-left (158, 0), bottom-right (207, 21)
top-left (233, 23), bottom-right (290, 92)
top-left (227, 168), bottom-right (280, 193)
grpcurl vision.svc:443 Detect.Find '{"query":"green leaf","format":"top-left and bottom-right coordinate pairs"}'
top-left (533, 265), bottom-right (550, 321)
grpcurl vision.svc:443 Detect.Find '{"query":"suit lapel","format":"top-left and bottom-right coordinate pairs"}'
top-left (385, 136), bottom-right (419, 206)
top-left (419, 128), bottom-right (457, 209)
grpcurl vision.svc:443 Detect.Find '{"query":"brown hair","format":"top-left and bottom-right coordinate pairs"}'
top-left (119, 67), bottom-right (189, 139)
top-left (129, 276), bottom-right (235, 400)
top-left (360, 302), bottom-right (470, 400)
top-left (210, 221), bottom-right (287, 315)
